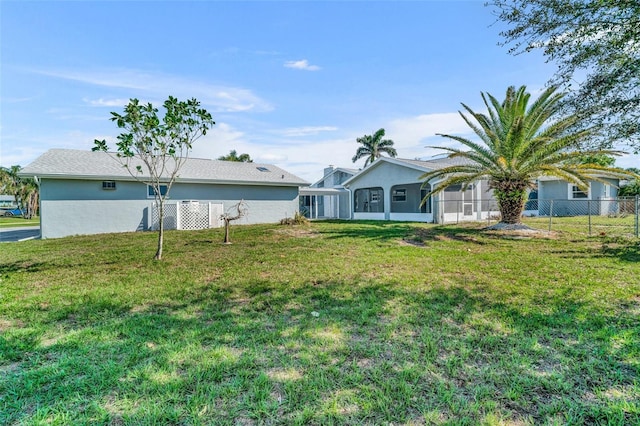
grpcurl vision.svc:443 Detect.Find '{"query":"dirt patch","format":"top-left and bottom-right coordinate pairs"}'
top-left (399, 238), bottom-right (426, 247)
top-left (484, 222), bottom-right (558, 238)
top-left (0, 361), bottom-right (21, 374)
top-left (407, 228), bottom-right (487, 245)
top-left (273, 227), bottom-right (318, 238)
top-left (0, 318), bottom-right (25, 332)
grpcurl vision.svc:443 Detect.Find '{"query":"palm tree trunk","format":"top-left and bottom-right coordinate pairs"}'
top-left (497, 194), bottom-right (526, 224)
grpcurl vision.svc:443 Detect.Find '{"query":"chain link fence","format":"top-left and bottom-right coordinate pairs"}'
top-left (437, 196), bottom-right (640, 237)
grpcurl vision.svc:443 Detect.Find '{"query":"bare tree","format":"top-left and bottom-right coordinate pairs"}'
top-left (220, 200), bottom-right (248, 244)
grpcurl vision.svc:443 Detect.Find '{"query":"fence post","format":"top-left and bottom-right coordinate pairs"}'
top-left (588, 200), bottom-right (592, 235)
top-left (635, 195), bottom-right (640, 238)
top-left (176, 202), bottom-right (181, 230)
top-left (456, 200), bottom-right (460, 224)
top-left (548, 200), bottom-right (553, 232)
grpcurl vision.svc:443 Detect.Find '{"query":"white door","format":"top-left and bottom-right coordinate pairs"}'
top-left (462, 186), bottom-right (475, 220)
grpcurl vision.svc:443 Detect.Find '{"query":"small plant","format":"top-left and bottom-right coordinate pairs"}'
top-left (280, 211), bottom-right (309, 225)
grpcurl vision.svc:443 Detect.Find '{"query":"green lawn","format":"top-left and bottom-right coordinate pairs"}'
top-left (0, 216), bottom-right (40, 228)
top-left (1, 221), bottom-right (639, 425)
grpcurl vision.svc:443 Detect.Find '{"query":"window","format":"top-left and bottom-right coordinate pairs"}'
top-left (392, 188), bottom-right (406, 202)
top-left (256, 166), bottom-right (270, 172)
top-left (147, 184), bottom-right (168, 198)
top-left (102, 181), bottom-right (116, 190)
top-left (569, 184), bottom-right (590, 200)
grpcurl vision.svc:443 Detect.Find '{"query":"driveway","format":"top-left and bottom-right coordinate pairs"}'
top-left (0, 226), bottom-right (40, 242)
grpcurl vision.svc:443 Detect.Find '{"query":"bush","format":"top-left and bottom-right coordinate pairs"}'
top-left (280, 211), bottom-right (309, 225)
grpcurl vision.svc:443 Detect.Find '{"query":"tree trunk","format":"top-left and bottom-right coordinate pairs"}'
top-left (155, 202), bottom-right (164, 260)
top-left (497, 194), bottom-right (526, 224)
top-left (223, 218), bottom-right (231, 244)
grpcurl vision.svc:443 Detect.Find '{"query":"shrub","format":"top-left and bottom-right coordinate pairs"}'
top-left (280, 211), bottom-right (309, 225)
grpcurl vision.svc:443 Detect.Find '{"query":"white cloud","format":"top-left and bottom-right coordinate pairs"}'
top-left (0, 130), bottom-right (103, 167)
top-left (2, 96), bottom-right (34, 103)
top-left (277, 126), bottom-right (338, 137)
top-left (284, 59), bottom-right (321, 71)
top-left (383, 112), bottom-right (475, 160)
top-left (615, 153), bottom-right (640, 170)
top-left (190, 123), bottom-right (247, 160)
top-left (31, 68), bottom-right (272, 113)
top-left (83, 98), bottom-right (131, 107)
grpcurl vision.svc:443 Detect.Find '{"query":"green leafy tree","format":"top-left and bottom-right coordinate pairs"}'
top-left (619, 168), bottom-right (640, 197)
top-left (420, 85), bottom-right (636, 225)
top-left (218, 150), bottom-right (253, 163)
top-left (489, 0), bottom-right (640, 153)
top-left (0, 165), bottom-right (39, 218)
top-left (94, 97), bottom-right (215, 260)
top-left (570, 154), bottom-right (616, 168)
top-left (352, 128), bottom-right (397, 167)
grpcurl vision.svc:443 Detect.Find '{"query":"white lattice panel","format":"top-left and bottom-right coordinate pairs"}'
top-left (151, 202), bottom-right (178, 231)
top-left (152, 202), bottom-right (223, 231)
top-left (179, 203), bottom-right (210, 230)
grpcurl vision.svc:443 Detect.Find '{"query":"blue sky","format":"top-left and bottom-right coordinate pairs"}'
top-left (2, 0), bottom-right (638, 183)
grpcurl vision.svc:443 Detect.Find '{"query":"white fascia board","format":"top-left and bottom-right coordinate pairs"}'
top-left (33, 174), bottom-right (308, 187)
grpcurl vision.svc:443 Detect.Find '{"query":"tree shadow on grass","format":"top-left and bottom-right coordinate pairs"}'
top-left (2, 278), bottom-right (639, 424)
top-left (0, 261), bottom-right (47, 274)
top-left (318, 220), bottom-right (415, 242)
top-left (544, 238), bottom-right (640, 263)
top-left (599, 239), bottom-right (640, 262)
top-left (319, 220), bottom-right (492, 246)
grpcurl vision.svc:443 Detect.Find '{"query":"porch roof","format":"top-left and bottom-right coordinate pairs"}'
top-left (300, 187), bottom-right (348, 196)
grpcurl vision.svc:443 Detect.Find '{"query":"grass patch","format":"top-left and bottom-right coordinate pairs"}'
top-left (0, 216), bottom-right (40, 228)
top-left (1, 221), bottom-right (639, 424)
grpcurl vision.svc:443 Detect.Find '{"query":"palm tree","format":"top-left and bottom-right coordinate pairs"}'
top-left (420, 85), bottom-right (637, 225)
top-left (0, 166), bottom-right (39, 218)
top-left (352, 128), bottom-right (397, 167)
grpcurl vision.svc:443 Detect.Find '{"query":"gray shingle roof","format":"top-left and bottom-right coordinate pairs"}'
top-left (20, 149), bottom-right (309, 186)
top-left (392, 156), bottom-right (476, 170)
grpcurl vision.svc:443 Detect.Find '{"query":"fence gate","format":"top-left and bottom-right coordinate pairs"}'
top-left (151, 201), bottom-right (224, 231)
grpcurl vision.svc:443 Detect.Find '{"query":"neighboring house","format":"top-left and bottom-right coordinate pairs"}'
top-left (299, 165), bottom-right (358, 219)
top-left (536, 176), bottom-right (622, 216)
top-left (342, 157), bottom-right (499, 223)
top-left (0, 195), bottom-right (17, 209)
top-left (19, 149), bottom-right (308, 238)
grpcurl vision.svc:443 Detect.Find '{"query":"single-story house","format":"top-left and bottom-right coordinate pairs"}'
top-left (299, 165), bottom-right (358, 219)
top-left (342, 157), bottom-right (499, 223)
top-left (0, 195), bottom-right (17, 209)
top-left (336, 156), bottom-right (626, 222)
top-left (19, 149), bottom-right (308, 238)
top-left (535, 176), bottom-right (622, 216)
